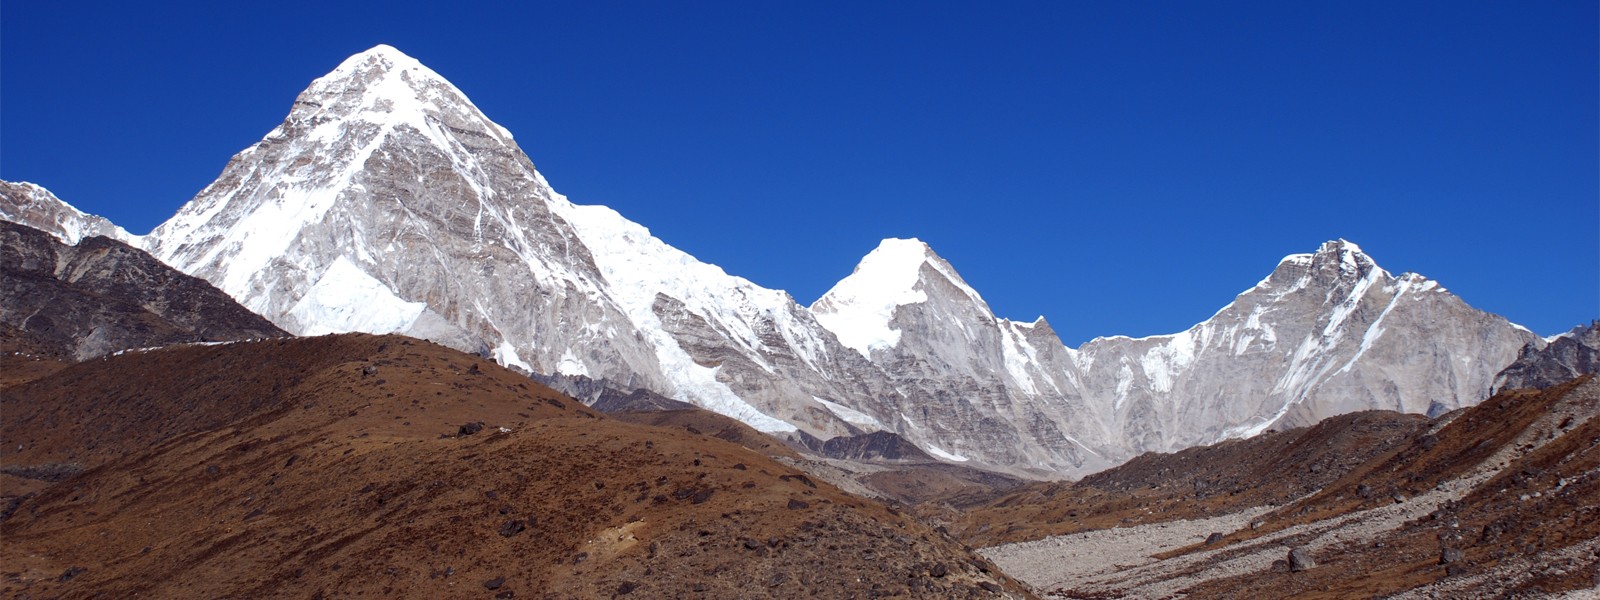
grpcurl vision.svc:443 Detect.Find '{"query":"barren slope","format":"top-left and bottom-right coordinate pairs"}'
top-left (0, 334), bottom-right (1029, 599)
top-left (955, 410), bottom-right (1429, 547)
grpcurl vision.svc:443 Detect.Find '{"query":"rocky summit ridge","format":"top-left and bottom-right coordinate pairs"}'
top-left (0, 45), bottom-right (1549, 476)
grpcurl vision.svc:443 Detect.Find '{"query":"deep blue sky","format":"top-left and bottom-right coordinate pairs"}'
top-left (3, 1), bottom-right (1595, 342)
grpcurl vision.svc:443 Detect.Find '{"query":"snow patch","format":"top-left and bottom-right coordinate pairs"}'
top-left (493, 340), bottom-right (534, 373)
top-left (287, 256), bottom-right (426, 335)
top-left (925, 445), bottom-right (969, 462)
top-left (814, 397), bottom-right (884, 430)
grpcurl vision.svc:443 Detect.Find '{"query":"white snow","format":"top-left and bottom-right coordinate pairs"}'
top-left (0, 181), bottom-right (136, 246)
top-left (286, 256), bottom-right (426, 335)
top-left (811, 238), bottom-right (988, 358)
top-left (1000, 323), bottom-right (1043, 395)
top-left (813, 397), bottom-right (884, 430)
top-left (546, 190), bottom-right (803, 433)
top-left (1139, 328), bottom-right (1200, 394)
top-left (924, 444), bottom-right (969, 462)
top-left (493, 340), bottom-right (534, 373)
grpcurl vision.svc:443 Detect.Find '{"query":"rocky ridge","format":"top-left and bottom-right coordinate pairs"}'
top-left (1494, 320), bottom-right (1600, 392)
top-left (0, 219), bottom-right (287, 361)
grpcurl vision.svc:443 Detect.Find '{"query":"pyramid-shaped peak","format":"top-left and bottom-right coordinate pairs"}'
top-left (1312, 238), bottom-right (1378, 271)
top-left (846, 237), bottom-right (981, 298)
top-left (281, 44), bottom-right (513, 144)
top-left (1316, 238), bottom-right (1369, 258)
top-left (1278, 239), bottom-right (1375, 268)
top-left (812, 237), bottom-right (990, 357)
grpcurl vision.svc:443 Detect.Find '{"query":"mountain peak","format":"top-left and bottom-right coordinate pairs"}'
top-left (811, 238), bottom-right (988, 357)
top-left (1271, 238), bottom-right (1383, 280)
top-left (316, 44), bottom-right (435, 90)
top-left (281, 44), bottom-right (514, 144)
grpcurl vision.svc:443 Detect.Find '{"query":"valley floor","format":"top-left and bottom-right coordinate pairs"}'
top-left (975, 377), bottom-right (1600, 599)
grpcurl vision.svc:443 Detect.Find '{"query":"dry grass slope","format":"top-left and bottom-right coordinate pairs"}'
top-left (1, 333), bottom-right (1031, 599)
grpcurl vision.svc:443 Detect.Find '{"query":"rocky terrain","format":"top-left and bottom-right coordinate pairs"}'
top-left (0, 181), bottom-right (132, 246)
top-left (975, 376), bottom-right (1600, 598)
top-left (952, 410), bottom-right (1432, 547)
top-left (0, 334), bottom-right (1029, 599)
top-left (0, 44), bottom-right (1542, 477)
top-left (1496, 320), bottom-right (1600, 393)
top-left (0, 219), bottom-right (287, 361)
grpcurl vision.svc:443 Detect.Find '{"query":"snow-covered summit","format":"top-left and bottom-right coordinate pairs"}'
top-left (811, 238), bottom-right (989, 358)
top-left (128, 46), bottom-right (813, 435)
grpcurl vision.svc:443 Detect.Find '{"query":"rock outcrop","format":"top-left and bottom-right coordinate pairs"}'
top-left (1494, 321), bottom-right (1600, 392)
top-left (0, 219), bottom-right (286, 360)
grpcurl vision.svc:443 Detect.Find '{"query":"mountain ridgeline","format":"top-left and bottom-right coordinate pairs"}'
top-left (0, 46), bottom-right (1547, 476)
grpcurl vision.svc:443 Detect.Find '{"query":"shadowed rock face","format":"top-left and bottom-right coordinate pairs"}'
top-left (797, 430), bottom-right (937, 462)
top-left (0, 220), bottom-right (287, 360)
top-left (1494, 321), bottom-right (1600, 392)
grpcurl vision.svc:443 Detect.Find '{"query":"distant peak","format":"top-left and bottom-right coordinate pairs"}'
top-left (869, 237), bottom-right (933, 255)
top-left (1263, 238), bottom-right (1397, 294)
top-left (357, 43), bottom-right (410, 60)
top-left (811, 237), bottom-right (990, 357)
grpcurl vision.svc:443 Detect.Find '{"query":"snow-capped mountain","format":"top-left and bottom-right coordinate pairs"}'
top-left (0, 46), bottom-right (1544, 476)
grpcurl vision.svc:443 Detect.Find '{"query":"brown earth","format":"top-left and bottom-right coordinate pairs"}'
top-left (607, 408), bottom-right (802, 461)
top-left (952, 410), bottom-right (1429, 547)
top-left (0, 333), bottom-right (1031, 599)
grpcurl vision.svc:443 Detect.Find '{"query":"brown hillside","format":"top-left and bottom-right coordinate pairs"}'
top-left (0, 334), bottom-right (1030, 599)
top-left (954, 410), bottom-right (1428, 547)
top-left (1177, 376), bottom-right (1600, 599)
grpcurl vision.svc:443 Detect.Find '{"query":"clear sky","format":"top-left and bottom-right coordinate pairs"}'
top-left (3, 1), bottom-right (1595, 343)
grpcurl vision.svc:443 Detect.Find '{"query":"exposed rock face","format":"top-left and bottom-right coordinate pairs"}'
top-left (1057, 241), bottom-right (1539, 454)
top-left (807, 238), bottom-right (1537, 473)
top-left (0, 220), bottom-right (287, 360)
top-left (0, 45), bottom-right (1543, 476)
top-left (0, 181), bottom-right (132, 246)
top-left (1493, 321), bottom-right (1600, 392)
top-left (796, 430), bottom-right (937, 462)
